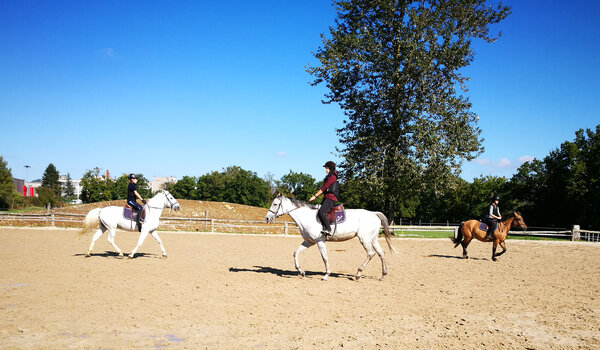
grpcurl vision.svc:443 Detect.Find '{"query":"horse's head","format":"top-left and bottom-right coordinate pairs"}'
top-left (265, 193), bottom-right (284, 223)
top-left (161, 190), bottom-right (181, 211)
top-left (510, 211), bottom-right (527, 230)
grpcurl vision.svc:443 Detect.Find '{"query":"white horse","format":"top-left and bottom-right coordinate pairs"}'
top-left (265, 194), bottom-right (397, 281)
top-left (79, 190), bottom-right (181, 259)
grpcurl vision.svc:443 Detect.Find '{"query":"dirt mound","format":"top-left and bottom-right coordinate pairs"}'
top-left (54, 199), bottom-right (275, 221)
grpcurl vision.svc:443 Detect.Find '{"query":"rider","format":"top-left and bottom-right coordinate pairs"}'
top-left (484, 195), bottom-right (501, 240)
top-left (127, 174), bottom-right (147, 232)
top-left (308, 161), bottom-right (340, 236)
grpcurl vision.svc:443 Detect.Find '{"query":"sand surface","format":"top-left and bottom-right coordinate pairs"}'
top-left (1, 227), bottom-right (599, 349)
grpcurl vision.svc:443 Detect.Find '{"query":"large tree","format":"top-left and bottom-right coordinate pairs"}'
top-left (0, 156), bottom-right (20, 209)
top-left (307, 0), bottom-right (510, 220)
top-left (41, 163), bottom-right (62, 198)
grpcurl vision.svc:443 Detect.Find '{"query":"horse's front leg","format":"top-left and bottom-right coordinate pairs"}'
top-left (316, 240), bottom-right (331, 281)
top-left (150, 230), bottom-right (168, 258)
top-left (495, 241), bottom-right (507, 257)
top-left (106, 229), bottom-right (124, 258)
top-left (294, 241), bottom-right (314, 277)
top-left (491, 240), bottom-right (499, 261)
top-left (129, 230), bottom-right (149, 259)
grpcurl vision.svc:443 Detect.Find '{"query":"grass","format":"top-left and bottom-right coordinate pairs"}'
top-left (5, 207), bottom-right (46, 213)
top-left (391, 229), bottom-right (567, 241)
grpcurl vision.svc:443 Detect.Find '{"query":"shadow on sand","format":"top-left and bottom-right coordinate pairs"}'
top-left (229, 265), bottom-right (357, 280)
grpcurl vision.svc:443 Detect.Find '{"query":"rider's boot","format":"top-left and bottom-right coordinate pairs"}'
top-left (321, 225), bottom-right (332, 237)
top-left (136, 210), bottom-right (143, 232)
top-left (484, 227), bottom-right (494, 241)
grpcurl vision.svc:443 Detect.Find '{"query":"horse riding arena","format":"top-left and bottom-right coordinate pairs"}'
top-left (1, 226), bottom-right (599, 349)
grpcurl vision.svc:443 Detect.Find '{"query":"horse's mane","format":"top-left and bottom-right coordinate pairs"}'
top-left (287, 196), bottom-right (319, 210)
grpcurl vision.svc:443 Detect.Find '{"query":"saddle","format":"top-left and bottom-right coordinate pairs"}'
top-left (317, 204), bottom-right (346, 225)
top-left (123, 205), bottom-right (146, 222)
top-left (478, 221), bottom-right (488, 231)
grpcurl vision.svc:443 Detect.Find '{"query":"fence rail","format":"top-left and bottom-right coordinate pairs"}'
top-left (1, 212), bottom-right (599, 241)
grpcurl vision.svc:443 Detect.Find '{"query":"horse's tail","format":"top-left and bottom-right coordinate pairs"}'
top-left (79, 208), bottom-right (101, 236)
top-left (451, 222), bottom-right (464, 247)
top-left (376, 212), bottom-right (398, 254)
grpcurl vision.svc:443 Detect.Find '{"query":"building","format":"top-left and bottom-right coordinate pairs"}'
top-left (152, 176), bottom-right (177, 193)
top-left (58, 175), bottom-right (83, 204)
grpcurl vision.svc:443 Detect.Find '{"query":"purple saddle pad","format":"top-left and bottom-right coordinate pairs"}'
top-left (317, 204), bottom-right (346, 224)
top-left (478, 222), bottom-right (488, 231)
top-left (123, 207), bottom-right (135, 220)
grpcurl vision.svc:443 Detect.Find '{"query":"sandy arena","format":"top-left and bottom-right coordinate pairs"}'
top-left (1, 226), bottom-right (599, 349)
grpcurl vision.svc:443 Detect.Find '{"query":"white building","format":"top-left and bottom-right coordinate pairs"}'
top-left (152, 176), bottom-right (177, 193)
top-left (58, 175), bottom-right (83, 204)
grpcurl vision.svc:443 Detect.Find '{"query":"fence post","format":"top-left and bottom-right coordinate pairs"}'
top-left (571, 225), bottom-right (580, 241)
top-left (211, 219), bottom-right (215, 232)
top-left (284, 222), bottom-right (288, 235)
top-left (51, 213), bottom-right (55, 227)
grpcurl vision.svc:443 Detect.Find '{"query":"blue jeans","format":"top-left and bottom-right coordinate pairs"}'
top-left (127, 200), bottom-right (143, 212)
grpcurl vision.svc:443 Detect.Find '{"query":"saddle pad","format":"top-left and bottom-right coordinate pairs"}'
top-left (123, 207), bottom-right (146, 222)
top-left (478, 222), bottom-right (488, 231)
top-left (317, 204), bottom-right (346, 224)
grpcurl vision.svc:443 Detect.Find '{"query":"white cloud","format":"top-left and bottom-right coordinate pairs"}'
top-left (275, 151), bottom-right (286, 157)
top-left (517, 155), bottom-right (535, 164)
top-left (102, 48), bottom-right (116, 58)
top-left (497, 158), bottom-right (511, 168)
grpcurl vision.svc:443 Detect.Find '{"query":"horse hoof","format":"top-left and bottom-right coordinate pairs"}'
top-left (162, 254), bottom-right (168, 258)
top-left (321, 275), bottom-right (329, 281)
top-left (128, 255), bottom-right (134, 259)
top-left (84, 252), bottom-right (90, 258)
top-left (492, 257), bottom-right (497, 261)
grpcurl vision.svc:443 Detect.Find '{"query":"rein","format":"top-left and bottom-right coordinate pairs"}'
top-left (268, 197), bottom-right (302, 218)
top-left (147, 192), bottom-right (177, 210)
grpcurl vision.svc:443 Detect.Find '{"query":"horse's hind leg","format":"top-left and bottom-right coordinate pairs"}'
top-left (356, 240), bottom-right (376, 281)
top-left (461, 236), bottom-right (473, 259)
top-left (129, 230), bottom-right (149, 259)
top-left (86, 226), bottom-right (106, 257)
top-left (316, 240), bottom-right (331, 281)
top-left (294, 240), bottom-right (314, 277)
top-left (372, 239), bottom-right (387, 280)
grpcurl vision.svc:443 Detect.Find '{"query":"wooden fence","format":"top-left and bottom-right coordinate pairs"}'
top-left (1, 212), bottom-right (599, 242)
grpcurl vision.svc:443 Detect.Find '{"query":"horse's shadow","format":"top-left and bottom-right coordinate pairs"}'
top-left (73, 251), bottom-right (154, 259)
top-left (229, 266), bottom-right (356, 280)
top-left (426, 254), bottom-right (488, 261)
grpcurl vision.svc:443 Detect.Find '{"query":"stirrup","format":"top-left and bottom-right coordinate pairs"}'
top-left (321, 229), bottom-right (332, 236)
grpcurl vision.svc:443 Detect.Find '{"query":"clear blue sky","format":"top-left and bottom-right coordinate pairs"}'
top-left (1, 1), bottom-right (598, 183)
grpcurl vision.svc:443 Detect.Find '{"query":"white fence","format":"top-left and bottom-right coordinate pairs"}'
top-left (1, 212), bottom-right (599, 241)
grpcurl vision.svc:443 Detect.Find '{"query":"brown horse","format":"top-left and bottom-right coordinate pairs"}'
top-left (451, 211), bottom-right (527, 261)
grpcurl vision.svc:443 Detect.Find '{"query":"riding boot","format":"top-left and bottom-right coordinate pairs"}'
top-left (136, 210), bottom-right (143, 232)
top-left (321, 226), bottom-right (331, 236)
top-left (484, 228), bottom-right (494, 241)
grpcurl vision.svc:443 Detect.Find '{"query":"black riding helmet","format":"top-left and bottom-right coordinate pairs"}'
top-left (491, 195), bottom-right (500, 201)
top-left (129, 173), bottom-right (137, 180)
top-left (323, 161), bottom-right (336, 171)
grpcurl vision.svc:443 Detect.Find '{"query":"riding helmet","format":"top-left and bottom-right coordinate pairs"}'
top-left (129, 173), bottom-right (137, 180)
top-left (323, 161), bottom-right (336, 171)
top-left (491, 195), bottom-right (500, 201)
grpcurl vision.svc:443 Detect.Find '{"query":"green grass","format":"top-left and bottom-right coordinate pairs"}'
top-left (5, 207), bottom-right (45, 213)
top-left (391, 229), bottom-right (567, 241)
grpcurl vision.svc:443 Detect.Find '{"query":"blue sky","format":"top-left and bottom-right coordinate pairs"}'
top-left (1, 1), bottom-right (598, 183)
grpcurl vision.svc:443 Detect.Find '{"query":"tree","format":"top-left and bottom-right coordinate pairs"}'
top-left (41, 163), bottom-right (62, 198)
top-left (113, 173), bottom-right (151, 200)
top-left (63, 173), bottom-right (76, 202)
top-left (80, 168), bottom-right (112, 203)
top-left (169, 176), bottom-right (198, 200)
top-left (278, 171), bottom-right (318, 200)
top-left (0, 156), bottom-right (20, 209)
top-left (307, 0), bottom-right (510, 221)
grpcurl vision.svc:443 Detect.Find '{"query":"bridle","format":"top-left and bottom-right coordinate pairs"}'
top-left (147, 191), bottom-right (178, 210)
top-left (267, 196), bottom-right (301, 218)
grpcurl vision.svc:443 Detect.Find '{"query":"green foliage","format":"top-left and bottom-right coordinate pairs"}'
top-left (113, 173), bottom-right (151, 200)
top-left (41, 163), bottom-right (62, 197)
top-left (0, 156), bottom-right (19, 209)
top-left (63, 173), bottom-right (76, 202)
top-left (277, 171), bottom-right (318, 200)
top-left (169, 176), bottom-right (199, 200)
top-left (510, 125), bottom-right (600, 228)
top-left (37, 186), bottom-right (58, 207)
top-left (80, 167), bottom-right (113, 203)
top-left (307, 0), bottom-right (510, 221)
